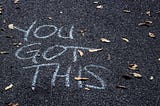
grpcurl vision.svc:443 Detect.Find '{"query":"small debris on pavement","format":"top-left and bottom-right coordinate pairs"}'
top-left (6, 102), bottom-right (18, 106)
top-left (149, 76), bottom-right (154, 80)
top-left (146, 11), bottom-right (151, 16)
top-left (96, 5), bottom-right (103, 9)
top-left (100, 38), bottom-right (111, 43)
top-left (13, 42), bottom-right (22, 47)
top-left (3, 19), bottom-right (7, 24)
top-left (122, 37), bottom-right (129, 42)
top-left (123, 9), bottom-right (131, 13)
top-left (78, 49), bottom-right (84, 56)
top-left (74, 77), bottom-right (89, 81)
top-left (138, 20), bottom-right (152, 27)
top-left (8, 24), bottom-right (14, 29)
top-left (5, 84), bottom-right (13, 90)
top-left (128, 64), bottom-right (138, 70)
top-left (84, 88), bottom-right (90, 90)
top-left (149, 32), bottom-right (155, 38)
top-left (130, 72), bottom-right (142, 78)
top-left (78, 28), bottom-right (87, 36)
top-left (0, 51), bottom-right (9, 54)
top-left (107, 54), bottom-right (111, 60)
top-left (14, 0), bottom-right (20, 4)
top-left (48, 17), bottom-right (53, 20)
top-left (0, 6), bottom-right (3, 14)
top-left (89, 48), bottom-right (103, 52)
top-left (93, 1), bottom-right (99, 4)
top-left (116, 85), bottom-right (127, 89)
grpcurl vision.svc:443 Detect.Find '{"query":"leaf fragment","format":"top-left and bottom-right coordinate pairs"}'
top-left (84, 88), bottom-right (90, 90)
top-left (8, 24), bottom-right (14, 29)
top-left (6, 103), bottom-right (19, 106)
top-left (0, 6), bottom-right (2, 14)
top-left (122, 37), bottom-right (129, 42)
top-left (146, 11), bottom-right (151, 16)
top-left (138, 20), bottom-right (152, 27)
top-left (48, 17), bottom-right (52, 20)
top-left (128, 64), bottom-right (138, 70)
top-left (78, 49), bottom-right (84, 56)
top-left (130, 72), bottom-right (142, 78)
top-left (96, 5), bottom-right (103, 9)
top-left (5, 84), bottom-right (13, 90)
top-left (100, 38), bottom-right (111, 43)
top-left (149, 76), bottom-right (154, 80)
top-left (89, 48), bottom-right (103, 52)
top-left (14, 0), bottom-right (20, 4)
top-left (74, 77), bottom-right (89, 81)
top-left (0, 51), bottom-right (9, 54)
top-left (116, 85), bottom-right (127, 89)
top-left (149, 32), bottom-right (155, 38)
top-left (93, 1), bottom-right (99, 4)
top-left (123, 9), bottom-right (131, 13)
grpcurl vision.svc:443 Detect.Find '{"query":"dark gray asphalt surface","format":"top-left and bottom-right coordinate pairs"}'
top-left (0, 0), bottom-right (160, 106)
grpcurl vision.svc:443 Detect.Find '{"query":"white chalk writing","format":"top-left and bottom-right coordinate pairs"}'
top-left (14, 20), bottom-right (111, 90)
top-left (14, 20), bottom-right (74, 41)
top-left (23, 63), bottom-right (107, 90)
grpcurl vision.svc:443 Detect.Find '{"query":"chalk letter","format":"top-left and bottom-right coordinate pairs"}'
top-left (51, 65), bottom-right (71, 87)
top-left (84, 65), bottom-right (107, 90)
top-left (23, 63), bottom-right (59, 90)
top-left (77, 66), bottom-right (83, 88)
top-left (14, 20), bottom-right (37, 41)
top-left (57, 25), bottom-right (74, 39)
top-left (34, 25), bottom-right (58, 38)
top-left (42, 45), bottom-right (67, 60)
top-left (15, 43), bottom-right (41, 64)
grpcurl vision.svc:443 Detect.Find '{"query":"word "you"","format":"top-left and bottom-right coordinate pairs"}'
top-left (14, 20), bottom-right (74, 41)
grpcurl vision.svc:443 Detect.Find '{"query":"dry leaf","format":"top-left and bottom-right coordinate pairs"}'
top-left (146, 11), bottom-right (151, 16)
top-left (47, 17), bottom-right (52, 19)
top-left (122, 37), bottom-right (129, 42)
top-left (13, 42), bottom-right (22, 47)
top-left (149, 32), bottom-right (155, 38)
top-left (100, 38), bottom-right (111, 43)
top-left (93, 1), bottom-right (99, 4)
top-left (74, 77), bottom-right (89, 81)
top-left (14, 0), bottom-right (20, 4)
top-left (107, 54), bottom-right (111, 60)
top-left (96, 5), bottom-right (103, 9)
top-left (78, 49), bottom-right (84, 56)
top-left (8, 24), bottom-right (14, 29)
top-left (138, 20), bottom-right (152, 26)
top-left (84, 88), bottom-right (90, 90)
top-left (89, 48), bottom-right (103, 52)
top-left (0, 51), bottom-right (9, 54)
top-left (5, 84), bottom-right (13, 90)
top-left (123, 10), bottom-right (131, 13)
top-left (78, 28), bottom-right (87, 36)
top-left (128, 64), bottom-right (138, 70)
top-left (145, 20), bottom-right (152, 24)
top-left (0, 6), bottom-right (3, 14)
top-left (116, 85), bottom-right (127, 89)
top-left (3, 19), bottom-right (6, 24)
top-left (6, 103), bottom-right (18, 106)
top-left (149, 76), bottom-right (154, 80)
top-left (131, 73), bottom-right (142, 78)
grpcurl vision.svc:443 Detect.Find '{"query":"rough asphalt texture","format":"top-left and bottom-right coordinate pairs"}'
top-left (0, 0), bottom-right (160, 106)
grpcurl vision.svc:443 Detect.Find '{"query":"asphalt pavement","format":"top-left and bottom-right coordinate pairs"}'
top-left (0, 0), bottom-right (160, 106)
